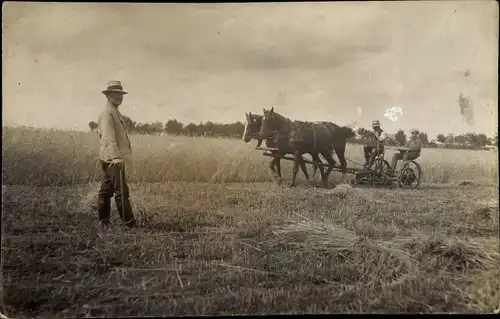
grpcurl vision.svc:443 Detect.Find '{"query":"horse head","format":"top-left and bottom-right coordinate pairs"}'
top-left (259, 107), bottom-right (277, 139)
top-left (260, 106), bottom-right (294, 140)
top-left (243, 112), bottom-right (262, 143)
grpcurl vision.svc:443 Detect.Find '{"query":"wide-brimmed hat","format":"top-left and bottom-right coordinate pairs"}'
top-left (372, 120), bottom-right (380, 127)
top-left (102, 80), bottom-right (128, 95)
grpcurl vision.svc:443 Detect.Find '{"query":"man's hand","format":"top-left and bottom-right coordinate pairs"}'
top-left (399, 147), bottom-right (409, 152)
top-left (111, 158), bottom-right (124, 167)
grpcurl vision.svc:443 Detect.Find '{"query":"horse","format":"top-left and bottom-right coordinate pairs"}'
top-left (243, 112), bottom-right (311, 183)
top-left (259, 107), bottom-right (356, 188)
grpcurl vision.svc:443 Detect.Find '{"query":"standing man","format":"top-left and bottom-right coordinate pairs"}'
top-left (364, 120), bottom-right (388, 169)
top-left (390, 128), bottom-right (422, 172)
top-left (97, 80), bottom-right (136, 229)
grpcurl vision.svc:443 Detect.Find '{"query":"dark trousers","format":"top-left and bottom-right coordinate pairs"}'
top-left (98, 160), bottom-right (136, 226)
top-left (363, 145), bottom-right (384, 166)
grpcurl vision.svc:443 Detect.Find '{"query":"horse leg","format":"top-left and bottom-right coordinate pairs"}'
top-left (311, 152), bottom-right (325, 180)
top-left (275, 157), bottom-right (283, 184)
top-left (290, 150), bottom-right (303, 188)
top-left (299, 157), bottom-right (310, 180)
top-left (269, 154), bottom-right (279, 182)
top-left (291, 150), bottom-right (310, 180)
top-left (311, 156), bottom-right (318, 180)
top-left (310, 153), bottom-right (327, 187)
top-left (334, 146), bottom-right (348, 184)
top-left (321, 151), bottom-right (336, 176)
top-left (320, 151), bottom-right (338, 188)
top-left (257, 138), bottom-right (263, 147)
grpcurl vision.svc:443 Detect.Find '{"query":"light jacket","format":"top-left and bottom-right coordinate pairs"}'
top-left (97, 104), bottom-right (132, 163)
top-left (405, 137), bottom-right (422, 156)
top-left (365, 129), bottom-right (387, 147)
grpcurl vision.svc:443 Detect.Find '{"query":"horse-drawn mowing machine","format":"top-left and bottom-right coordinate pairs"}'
top-left (255, 146), bottom-right (423, 189)
top-left (349, 150), bottom-right (423, 189)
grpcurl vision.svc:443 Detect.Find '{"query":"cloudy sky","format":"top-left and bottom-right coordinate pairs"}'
top-left (2, 1), bottom-right (498, 138)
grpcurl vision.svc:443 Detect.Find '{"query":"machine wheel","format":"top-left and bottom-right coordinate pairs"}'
top-left (373, 158), bottom-right (392, 185)
top-left (398, 160), bottom-right (422, 189)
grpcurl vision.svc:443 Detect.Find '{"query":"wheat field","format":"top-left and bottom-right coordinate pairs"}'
top-left (2, 127), bottom-right (498, 186)
top-left (1, 126), bottom-right (499, 317)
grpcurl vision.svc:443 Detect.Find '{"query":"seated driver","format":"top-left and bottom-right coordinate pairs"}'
top-left (364, 120), bottom-right (388, 169)
top-left (390, 128), bottom-right (422, 172)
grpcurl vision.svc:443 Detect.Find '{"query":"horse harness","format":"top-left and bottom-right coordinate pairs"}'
top-left (265, 113), bottom-right (325, 152)
top-left (296, 121), bottom-right (318, 152)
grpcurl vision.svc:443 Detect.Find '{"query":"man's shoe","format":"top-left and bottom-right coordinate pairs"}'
top-left (124, 219), bottom-right (137, 228)
top-left (100, 220), bottom-right (111, 228)
top-left (116, 198), bottom-right (136, 228)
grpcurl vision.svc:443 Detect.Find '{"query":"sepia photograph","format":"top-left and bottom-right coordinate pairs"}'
top-left (2, 1), bottom-right (499, 317)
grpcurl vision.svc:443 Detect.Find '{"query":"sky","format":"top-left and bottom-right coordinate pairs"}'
top-left (2, 1), bottom-right (498, 138)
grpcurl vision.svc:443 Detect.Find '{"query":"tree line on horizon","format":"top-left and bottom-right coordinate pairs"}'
top-left (88, 115), bottom-right (498, 150)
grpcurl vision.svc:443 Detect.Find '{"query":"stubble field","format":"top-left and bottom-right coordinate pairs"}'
top-left (1, 126), bottom-right (499, 317)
